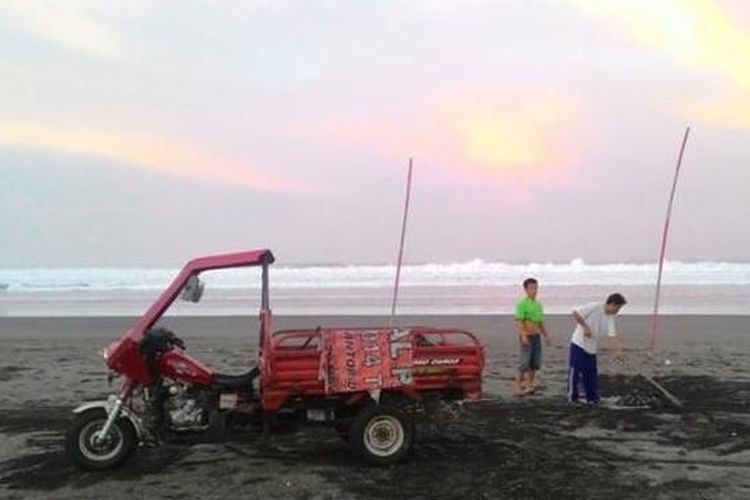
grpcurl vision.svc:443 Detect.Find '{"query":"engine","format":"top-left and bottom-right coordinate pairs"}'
top-left (162, 380), bottom-right (211, 432)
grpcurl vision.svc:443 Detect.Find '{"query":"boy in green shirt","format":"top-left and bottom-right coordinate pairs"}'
top-left (514, 278), bottom-right (551, 395)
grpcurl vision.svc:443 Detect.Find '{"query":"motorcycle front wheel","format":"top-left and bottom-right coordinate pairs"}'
top-left (66, 408), bottom-right (137, 470)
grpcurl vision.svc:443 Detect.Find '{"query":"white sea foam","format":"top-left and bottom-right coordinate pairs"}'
top-left (1, 260), bottom-right (750, 292)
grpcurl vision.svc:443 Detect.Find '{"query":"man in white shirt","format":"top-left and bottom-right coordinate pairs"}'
top-left (568, 293), bottom-right (627, 404)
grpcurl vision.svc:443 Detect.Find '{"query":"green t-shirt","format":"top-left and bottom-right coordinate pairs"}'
top-left (515, 297), bottom-right (544, 325)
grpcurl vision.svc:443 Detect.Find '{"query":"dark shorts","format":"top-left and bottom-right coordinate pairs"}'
top-left (519, 335), bottom-right (542, 372)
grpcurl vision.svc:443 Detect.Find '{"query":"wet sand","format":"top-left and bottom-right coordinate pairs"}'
top-left (0, 314), bottom-right (749, 499)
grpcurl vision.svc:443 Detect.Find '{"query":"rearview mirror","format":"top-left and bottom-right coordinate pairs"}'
top-left (181, 274), bottom-right (204, 303)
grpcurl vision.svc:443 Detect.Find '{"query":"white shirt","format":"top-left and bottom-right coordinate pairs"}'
top-left (570, 302), bottom-right (617, 354)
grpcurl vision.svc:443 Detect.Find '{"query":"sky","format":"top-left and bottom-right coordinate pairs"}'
top-left (1, 0), bottom-right (749, 267)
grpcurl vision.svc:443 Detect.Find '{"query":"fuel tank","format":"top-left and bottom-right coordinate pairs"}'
top-left (158, 350), bottom-right (214, 385)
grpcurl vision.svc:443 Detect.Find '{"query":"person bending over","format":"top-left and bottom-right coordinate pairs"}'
top-left (568, 293), bottom-right (627, 404)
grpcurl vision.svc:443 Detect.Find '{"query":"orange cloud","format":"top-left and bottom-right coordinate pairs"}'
top-left (448, 99), bottom-right (577, 178)
top-left (0, 121), bottom-right (305, 192)
top-left (575, 0), bottom-right (750, 128)
top-left (685, 95), bottom-right (750, 130)
top-left (299, 92), bottom-right (582, 188)
top-left (576, 0), bottom-right (750, 87)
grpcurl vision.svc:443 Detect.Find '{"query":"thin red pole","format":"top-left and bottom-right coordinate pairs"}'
top-left (649, 127), bottom-right (691, 351)
top-left (390, 158), bottom-right (413, 326)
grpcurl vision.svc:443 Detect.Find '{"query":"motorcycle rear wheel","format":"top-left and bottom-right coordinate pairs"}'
top-left (349, 404), bottom-right (414, 465)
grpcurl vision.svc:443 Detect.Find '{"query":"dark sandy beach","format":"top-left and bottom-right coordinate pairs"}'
top-left (1, 314), bottom-right (749, 499)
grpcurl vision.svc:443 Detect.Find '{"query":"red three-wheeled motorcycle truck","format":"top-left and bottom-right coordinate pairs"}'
top-left (66, 249), bottom-right (485, 468)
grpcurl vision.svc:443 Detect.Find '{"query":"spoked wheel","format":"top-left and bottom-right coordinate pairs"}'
top-left (350, 404), bottom-right (414, 465)
top-left (66, 409), bottom-right (137, 470)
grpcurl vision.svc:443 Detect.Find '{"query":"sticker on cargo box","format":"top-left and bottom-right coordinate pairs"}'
top-left (413, 357), bottom-right (461, 366)
top-left (321, 328), bottom-right (414, 394)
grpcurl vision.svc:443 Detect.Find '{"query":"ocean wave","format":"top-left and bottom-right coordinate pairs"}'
top-left (1, 260), bottom-right (750, 292)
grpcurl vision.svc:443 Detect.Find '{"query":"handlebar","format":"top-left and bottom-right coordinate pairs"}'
top-left (170, 335), bottom-right (186, 350)
top-left (140, 327), bottom-right (186, 381)
top-left (141, 327), bottom-right (186, 354)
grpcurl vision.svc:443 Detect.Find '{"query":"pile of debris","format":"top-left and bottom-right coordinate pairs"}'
top-left (615, 385), bottom-right (664, 408)
top-left (604, 374), bottom-right (682, 410)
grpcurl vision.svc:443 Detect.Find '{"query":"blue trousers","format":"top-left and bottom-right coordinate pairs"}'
top-left (568, 343), bottom-right (598, 403)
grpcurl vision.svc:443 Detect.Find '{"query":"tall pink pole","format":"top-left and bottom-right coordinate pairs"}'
top-left (649, 127), bottom-right (691, 351)
top-left (390, 158), bottom-right (413, 326)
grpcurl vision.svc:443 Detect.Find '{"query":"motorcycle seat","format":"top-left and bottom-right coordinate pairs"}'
top-left (213, 368), bottom-right (258, 390)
